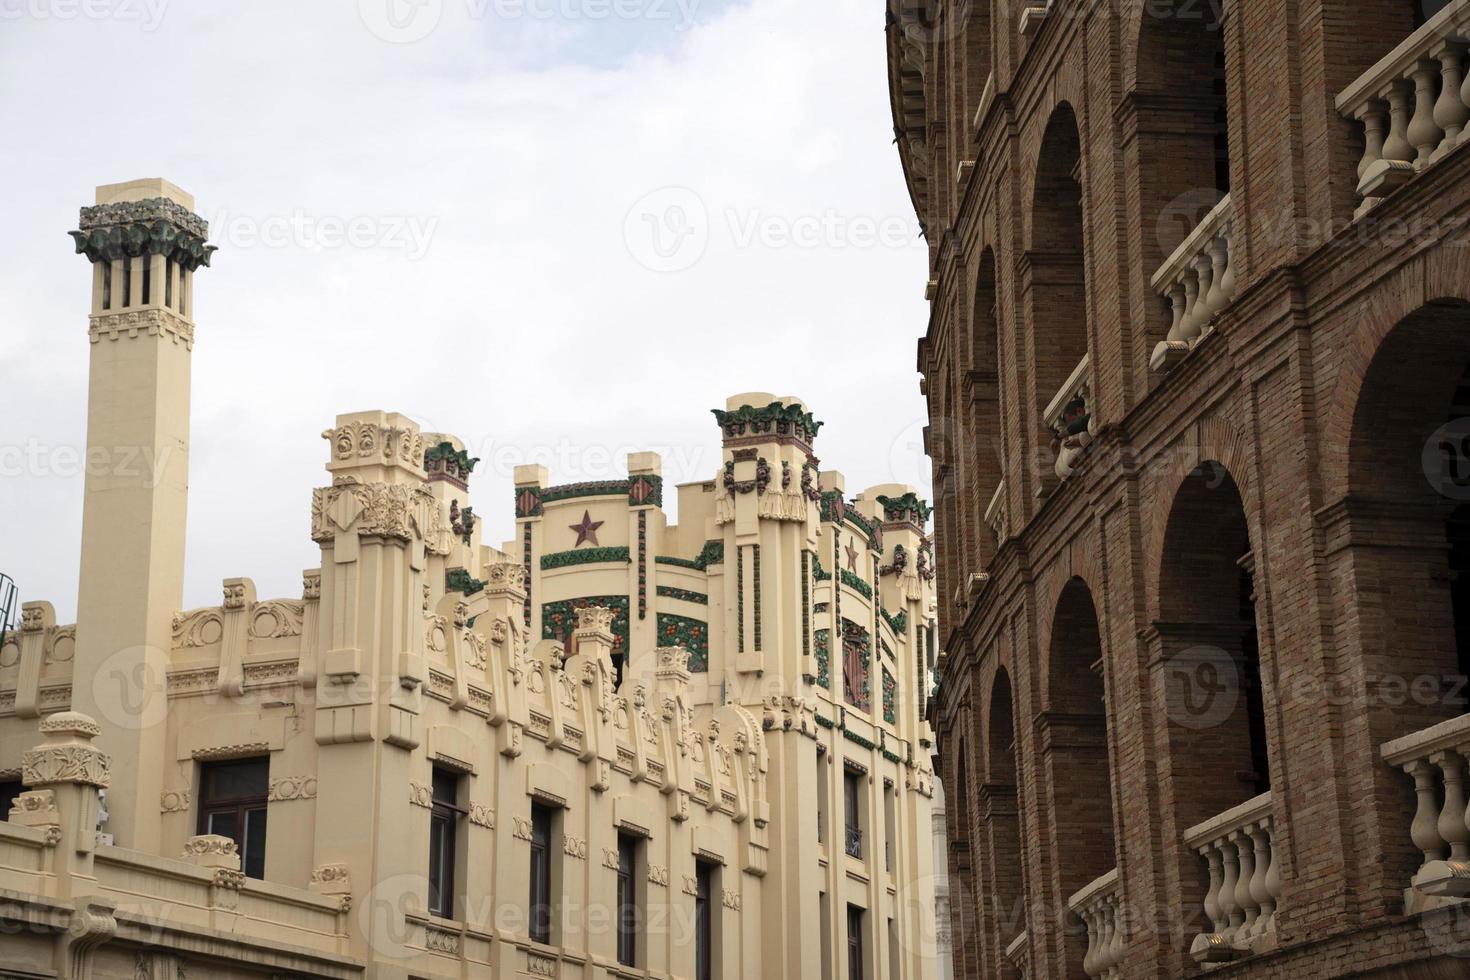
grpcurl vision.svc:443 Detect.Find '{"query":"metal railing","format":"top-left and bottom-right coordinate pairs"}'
top-left (0, 574), bottom-right (17, 651)
top-left (845, 826), bottom-right (863, 859)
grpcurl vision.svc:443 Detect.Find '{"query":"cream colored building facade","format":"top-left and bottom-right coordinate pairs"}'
top-left (0, 179), bottom-right (940, 980)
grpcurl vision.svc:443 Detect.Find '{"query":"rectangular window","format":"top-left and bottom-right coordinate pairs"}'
top-left (0, 779), bottom-right (22, 821)
top-left (122, 255), bottom-right (132, 307)
top-left (617, 832), bottom-right (640, 966)
top-left (529, 803), bottom-right (554, 944)
top-left (101, 261), bottom-right (112, 310)
top-left (695, 860), bottom-right (717, 980)
top-left (844, 769), bottom-right (863, 859)
top-left (847, 905), bottom-right (865, 980)
top-left (883, 780), bottom-right (896, 874)
top-left (428, 767), bottom-right (462, 919)
top-left (817, 747), bottom-right (829, 845)
top-left (198, 757), bottom-right (269, 880)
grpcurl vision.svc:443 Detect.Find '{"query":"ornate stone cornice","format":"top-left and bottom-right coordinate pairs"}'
top-left (89, 309), bottom-right (195, 349)
top-left (70, 197), bottom-right (215, 270)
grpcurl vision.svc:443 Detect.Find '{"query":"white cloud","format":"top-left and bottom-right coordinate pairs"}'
top-left (0, 0), bottom-right (931, 621)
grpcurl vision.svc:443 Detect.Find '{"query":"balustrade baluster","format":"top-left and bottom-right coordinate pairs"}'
top-left (1081, 904), bottom-right (1099, 977)
top-left (1232, 831), bottom-right (1259, 942)
top-left (1181, 270), bottom-right (1203, 342)
top-left (1200, 845), bottom-right (1225, 934)
top-left (1166, 282), bottom-right (1187, 344)
top-left (1218, 839), bottom-right (1242, 939)
top-left (1407, 758), bottom-right (1449, 871)
top-left (1408, 58), bottom-right (1446, 167)
top-left (1433, 750), bottom-right (1470, 861)
top-left (1383, 78), bottom-right (1417, 165)
top-left (1248, 820), bottom-right (1275, 936)
top-left (1433, 43), bottom-right (1469, 158)
top-left (1104, 897), bottom-right (1125, 975)
top-left (1217, 226), bottom-right (1236, 302)
top-left (1355, 101), bottom-right (1389, 182)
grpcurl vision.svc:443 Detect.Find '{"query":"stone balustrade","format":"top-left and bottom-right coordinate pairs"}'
top-left (1068, 869), bottom-right (1123, 980)
top-left (1004, 928), bottom-right (1030, 977)
top-left (1149, 195), bottom-right (1236, 373)
top-left (1381, 712), bottom-right (1470, 909)
top-left (1337, 0), bottom-right (1470, 215)
top-left (985, 481), bottom-right (1006, 542)
top-left (1045, 354), bottom-right (1095, 481)
top-left (1183, 792), bottom-right (1281, 964)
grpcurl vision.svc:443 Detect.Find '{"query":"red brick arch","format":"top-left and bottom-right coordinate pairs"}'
top-left (1320, 243), bottom-right (1470, 500)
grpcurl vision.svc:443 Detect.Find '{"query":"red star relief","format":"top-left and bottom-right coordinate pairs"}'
top-left (570, 510), bottom-right (604, 547)
top-left (845, 538), bottom-right (859, 571)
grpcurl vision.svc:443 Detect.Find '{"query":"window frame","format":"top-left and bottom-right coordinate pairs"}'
top-left (427, 766), bottom-right (464, 920)
top-left (529, 803), bottom-right (555, 944)
top-left (695, 859), bottom-right (716, 980)
top-left (843, 768), bottom-right (863, 859)
top-left (616, 831), bottom-right (641, 967)
top-left (847, 904), bottom-right (866, 980)
top-left (196, 757), bottom-right (270, 880)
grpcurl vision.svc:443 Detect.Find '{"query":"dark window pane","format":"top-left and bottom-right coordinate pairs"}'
top-left (617, 834), bottom-right (638, 966)
top-left (242, 807), bottom-right (267, 880)
top-left (432, 767), bottom-right (458, 805)
top-left (202, 759), bottom-right (269, 802)
top-left (529, 804), bottom-right (554, 944)
top-left (695, 861), bottom-right (714, 980)
top-left (206, 810), bottom-right (239, 841)
top-left (0, 780), bottom-right (24, 821)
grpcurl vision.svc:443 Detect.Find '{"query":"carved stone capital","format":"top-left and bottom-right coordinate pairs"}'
top-left (23, 712), bottom-right (110, 789)
top-left (182, 834), bottom-right (241, 872)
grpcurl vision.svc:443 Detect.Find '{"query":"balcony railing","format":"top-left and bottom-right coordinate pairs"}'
top-left (1045, 354), bottom-right (1094, 481)
top-left (1067, 869), bottom-right (1123, 979)
top-left (845, 825), bottom-right (863, 860)
top-left (1337, 0), bottom-right (1470, 216)
top-left (985, 481), bottom-right (1007, 542)
top-left (1182, 792), bottom-right (1281, 964)
top-left (1381, 712), bottom-right (1470, 909)
top-left (1150, 195), bottom-right (1236, 373)
top-left (1004, 929), bottom-right (1031, 978)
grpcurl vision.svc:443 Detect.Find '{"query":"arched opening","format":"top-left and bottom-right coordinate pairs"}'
top-left (1158, 462), bottom-right (1269, 829)
top-left (983, 667), bottom-right (1025, 957)
top-left (1045, 578), bottom-right (1116, 973)
top-left (969, 249), bottom-right (1004, 563)
top-left (1417, 0), bottom-right (1453, 26)
top-left (932, 366), bottom-right (964, 616)
top-left (1347, 300), bottom-right (1470, 735)
top-left (1132, 0), bottom-right (1232, 364)
top-left (961, 0), bottom-right (992, 127)
top-left (1028, 105), bottom-right (1090, 469)
top-left (949, 740), bottom-right (978, 980)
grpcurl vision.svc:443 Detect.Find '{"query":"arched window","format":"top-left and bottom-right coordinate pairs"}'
top-left (1046, 578), bottom-right (1116, 975)
top-left (1158, 462), bottom-right (1269, 829)
top-left (984, 668), bottom-right (1025, 955)
top-left (1028, 105), bottom-right (1091, 479)
top-left (969, 250), bottom-right (1004, 563)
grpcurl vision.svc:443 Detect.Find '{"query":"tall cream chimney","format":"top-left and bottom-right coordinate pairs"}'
top-left (68, 179), bottom-right (214, 851)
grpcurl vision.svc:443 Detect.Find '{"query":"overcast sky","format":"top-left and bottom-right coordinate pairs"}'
top-left (0, 0), bottom-right (932, 622)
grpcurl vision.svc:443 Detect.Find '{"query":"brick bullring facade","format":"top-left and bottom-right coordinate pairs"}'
top-left (888, 0), bottom-right (1470, 977)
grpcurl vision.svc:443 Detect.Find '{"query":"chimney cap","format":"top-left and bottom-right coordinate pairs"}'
top-left (95, 178), bottom-right (195, 211)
